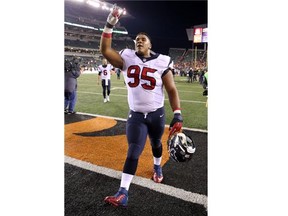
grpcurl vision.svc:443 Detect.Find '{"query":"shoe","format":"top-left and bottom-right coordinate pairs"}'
top-left (104, 187), bottom-right (128, 207)
top-left (68, 111), bottom-right (76, 114)
top-left (152, 164), bottom-right (163, 183)
top-left (104, 98), bottom-right (107, 103)
top-left (65, 109), bottom-right (68, 114)
top-left (106, 96), bottom-right (110, 102)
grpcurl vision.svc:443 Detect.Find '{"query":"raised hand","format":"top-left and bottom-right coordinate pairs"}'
top-left (106, 4), bottom-right (125, 27)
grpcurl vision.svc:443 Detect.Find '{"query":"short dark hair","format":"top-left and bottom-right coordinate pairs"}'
top-left (136, 32), bottom-right (152, 43)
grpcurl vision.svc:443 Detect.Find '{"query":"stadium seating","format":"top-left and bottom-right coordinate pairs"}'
top-left (64, 0), bottom-right (207, 73)
top-left (64, 0), bottom-right (134, 70)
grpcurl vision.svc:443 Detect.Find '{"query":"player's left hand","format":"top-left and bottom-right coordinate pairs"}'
top-left (169, 113), bottom-right (183, 137)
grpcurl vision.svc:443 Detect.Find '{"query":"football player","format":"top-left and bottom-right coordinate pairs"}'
top-left (97, 58), bottom-right (114, 103)
top-left (100, 5), bottom-right (183, 207)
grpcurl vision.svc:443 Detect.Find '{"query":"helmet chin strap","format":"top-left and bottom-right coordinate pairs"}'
top-left (167, 132), bottom-right (196, 162)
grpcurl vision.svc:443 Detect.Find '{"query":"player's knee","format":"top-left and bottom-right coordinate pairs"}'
top-left (127, 144), bottom-right (143, 160)
top-left (150, 139), bottom-right (162, 149)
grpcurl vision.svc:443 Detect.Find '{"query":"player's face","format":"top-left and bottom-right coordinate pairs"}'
top-left (102, 59), bottom-right (107, 65)
top-left (135, 34), bottom-right (151, 57)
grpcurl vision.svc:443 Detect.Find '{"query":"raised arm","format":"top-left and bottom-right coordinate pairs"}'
top-left (100, 5), bottom-right (124, 69)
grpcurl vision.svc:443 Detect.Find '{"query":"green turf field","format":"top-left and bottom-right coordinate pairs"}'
top-left (75, 73), bottom-right (207, 130)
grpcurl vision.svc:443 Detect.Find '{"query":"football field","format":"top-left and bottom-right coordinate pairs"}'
top-left (75, 73), bottom-right (208, 130)
top-left (65, 72), bottom-right (208, 215)
top-left (65, 114), bottom-right (207, 215)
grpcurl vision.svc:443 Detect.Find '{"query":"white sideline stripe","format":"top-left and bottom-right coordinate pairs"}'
top-left (65, 156), bottom-right (207, 209)
top-left (76, 112), bottom-right (208, 133)
top-left (78, 91), bottom-right (206, 104)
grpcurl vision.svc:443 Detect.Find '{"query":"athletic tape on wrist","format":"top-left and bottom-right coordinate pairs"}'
top-left (173, 109), bottom-right (181, 114)
top-left (103, 26), bottom-right (113, 34)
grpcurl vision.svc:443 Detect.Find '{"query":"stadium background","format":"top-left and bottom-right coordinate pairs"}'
top-left (64, 0), bottom-right (208, 215)
top-left (64, 0), bottom-right (208, 75)
top-left (2, 0), bottom-right (287, 216)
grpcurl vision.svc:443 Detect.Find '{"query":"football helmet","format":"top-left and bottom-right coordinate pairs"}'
top-left (167, 132), bottom-right (196, 162)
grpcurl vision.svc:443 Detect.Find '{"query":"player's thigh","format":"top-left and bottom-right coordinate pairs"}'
top-left (148, 108), bottom-right (165, 140)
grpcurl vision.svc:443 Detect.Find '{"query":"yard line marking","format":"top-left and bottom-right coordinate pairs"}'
top-left (77, 91), bottom-right (206, 104)
top-left (180, 99), bottom-right (205, 104)
top-left (76, 112), bottom-right (208, 133)
top-left (111, 87), bottom-right (127, 90)
top-left (178, 90), bottom-right (203, 93)
top-left (78, 91), bottom-right (126, 96)
top-left (65, 156), bottom-right (208, 209)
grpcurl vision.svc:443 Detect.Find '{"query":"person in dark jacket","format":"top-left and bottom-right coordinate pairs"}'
top-left (188, 68), bottom-right (193, 83)
top-left (64, 58), bottom-right (82, 114)
top-left (202, 70), bottom-right (208, 107)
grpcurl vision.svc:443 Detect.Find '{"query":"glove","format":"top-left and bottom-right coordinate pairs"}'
top-left (106, 4), bottom-right (125, 27)
top-left (169, 113), bottom-right (183, 137)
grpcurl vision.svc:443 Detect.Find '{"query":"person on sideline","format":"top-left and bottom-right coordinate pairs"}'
top-left (116, 68), bottom-right (121, 80)
top-left (188, 67), bottom-right (193, 83)
top-left (64, 57), bottom-right (82, 114)
top-left (97, 58), bottom-right (114, 103)
top-left (100, 5), bottom-right (183, 207)
top-left (202, 70), bottom-right (208, 107)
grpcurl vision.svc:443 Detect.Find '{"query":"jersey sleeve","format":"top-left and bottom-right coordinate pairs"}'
top-left (97, 66), bottom-right (102, 75)
top-left (161, 56), bottom-right (173, 77)
top-left (110, 64), bottom-right (115, 71)
top-left (119, 49), bottom-right (131, 70)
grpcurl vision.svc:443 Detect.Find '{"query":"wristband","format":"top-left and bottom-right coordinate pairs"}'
top-left (105, 22), bottom-right (114, 29)
top-left (102, 32), bottom-right (112, 38)
top-left (173, 108), bottom-right (181, 114)
top-left (103, 26), bottom-right (113, 34)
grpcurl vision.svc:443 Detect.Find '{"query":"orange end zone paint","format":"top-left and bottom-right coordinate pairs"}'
top-left (65, 117), bottom-right (170, 179)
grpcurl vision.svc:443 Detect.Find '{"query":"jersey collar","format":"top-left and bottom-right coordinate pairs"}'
top-left (135, 51), bottom-right (159, 63)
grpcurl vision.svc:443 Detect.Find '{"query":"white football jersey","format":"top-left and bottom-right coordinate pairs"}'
top-left (120, 49), bottom-right (173, 113)
top-left (98, 64), bottom-right (113, 83)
